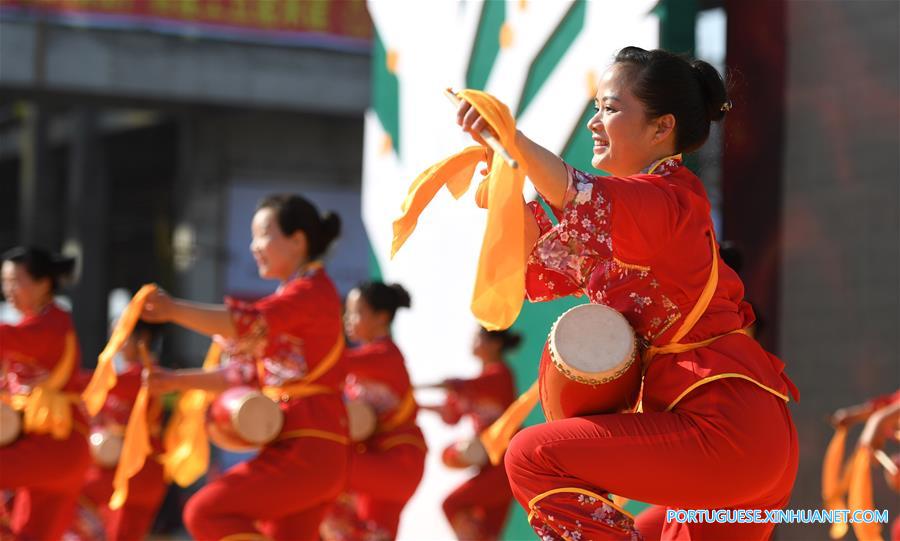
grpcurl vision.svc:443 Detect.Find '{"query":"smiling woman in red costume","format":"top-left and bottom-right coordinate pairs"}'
top-left (455, 46), bottom-right (799, 540)
top-left (320, 281), bottom-right (426, 541)
top-left (433, 327), bottom-right (518, 541)
top-left (141, 194), bottom-right (349, 541)
top-left (80, 320), bottom-right (168, 540)
top-left (0, 246), bottom-right (90, 540)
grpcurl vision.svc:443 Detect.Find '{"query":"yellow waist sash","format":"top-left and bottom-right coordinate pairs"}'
top-left (3, 332), bottom-right (79, 440)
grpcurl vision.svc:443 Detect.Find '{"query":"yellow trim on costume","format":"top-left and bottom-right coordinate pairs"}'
top-left (260, 333), bottom-right (345, 401)
top-left (220, 533), bottom-right (272, 541)
top-left (527, 487), bottom-right (634, 521)
top-left (261, 383), bottom-right (333, 402)
top-left (613, 257), bottom-right (651, 273)
top-left (668, 231), bottom-right (719, 345)
top-left (666, 373), bottom-right (790, 412)
top-left (275, 428), bottom-right (349, 445)
top-left (301, 333), bottom-right (345, 384)
top-left (7, 331), bottom-right (80, 440)
top-left (646, 153), bottom-right (683, 175)
top-left (379, 434), bottom-right (427, 452)
top-left (643, 328), bottom-right (749, 370)
top-left (378, 389), bottom-right (417, 433)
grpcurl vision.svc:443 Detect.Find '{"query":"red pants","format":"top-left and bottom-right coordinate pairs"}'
top-left (634, 505), bottom-right (666, 540)
top-left (0, 430), bottom-right (91, 540)
top-left (442, 459), bottom-right (514, 541)
top-left (184, 436), bottom-right (349, 541)
top-left (322, 436), bottom-right (426, 540)
top-left (347, 439), bottom-right (426, 537)
top-left (81, 458), bottom-right (168, 540)
top-left (505, 378), bottom-right (798, 540)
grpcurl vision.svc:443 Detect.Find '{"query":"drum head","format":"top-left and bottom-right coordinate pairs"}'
top-left (89, 430), bottom-right (123, 468)
top-left (460, 437), bottom-right (487, 467)
top-left (346, 399), bottom-right (377, 442)
top-left (0, 403), bottom-right (22, 447)
top-left (551, 304), bottom-right (635, 377)
top-left (233, 393), bottom-right (284, 445)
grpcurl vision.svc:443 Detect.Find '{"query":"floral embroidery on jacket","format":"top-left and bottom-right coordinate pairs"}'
top-left (526, 165), bottom-right (684, 344)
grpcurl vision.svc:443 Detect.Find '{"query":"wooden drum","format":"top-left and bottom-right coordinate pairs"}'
top-left (346, 398), bottom-right (377, 442)
top-left (207, 386), bottom-right (284, 452)
top-left (539, 304), bottom-right (641, 421)
top-left (0, 401), bottom-right (22, 447)
top-left (89, 427), bottom-right (124, 467)
top-left (441, 437), bottom-right (488, 469)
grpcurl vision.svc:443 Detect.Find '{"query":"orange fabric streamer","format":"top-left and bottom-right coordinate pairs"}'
top-left (82, 284), bottom-right (158, 416)
top-left (847, 446), bottom-right (883, 541)
top-left (391, 89), bottom-right (527, 331)
top-left (109, 387), bottom-right (152, 509)
top-left (108, 343), bottom-right (157, 510)
top-left (161, 342), bottom-right (222, 488)
top-left (5, 331), bottom-right (79, 440)
top-left (391, 146), bottom-right (484, 258)
top-left (479, 380), bottom-right (539, 465)
top-left (822, 426), bottom-right (851, 539)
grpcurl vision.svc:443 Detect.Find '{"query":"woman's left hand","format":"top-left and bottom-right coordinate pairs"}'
top-left (143, 366), bottom-right (181, 395)
top-left (142, 288), bottom-right (176, 323)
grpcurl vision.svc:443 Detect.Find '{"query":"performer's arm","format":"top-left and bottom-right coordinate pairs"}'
top-left (141, 288), bottom-right (236, 339)
top-left (515, 130), bottom-right (570, 209)
top-left (145, 366), bottom-right (231, 394)
top-left (859, 402), bottom-right (900, 449)
top-left (832, 390), bottom-right (900, 427)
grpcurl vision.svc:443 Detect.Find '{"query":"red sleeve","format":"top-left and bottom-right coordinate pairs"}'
top-left (440, 392), bottom-right (464, 425)
top-left (0, 320), bottom-right (45, 365)
top-left (868, 389), bottom-right (900, 409)
top-left (225, 282), bottom-right (315, 357)
top-left (525, 165), bottom-right (684, 302)
top-left (446, 370), bottom-right (510, 402)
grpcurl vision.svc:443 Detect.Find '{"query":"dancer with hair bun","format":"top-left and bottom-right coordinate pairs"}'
top-left (0, 246), bottom-right (90, 539)
top-left (141, 194), bottom-right (350, 540)
top-left (427, 327), bottom-right (519, 541)
top-left (447, 46), bottom-right (799, 540)
top-left (321, 281), bottom-right (426, 541)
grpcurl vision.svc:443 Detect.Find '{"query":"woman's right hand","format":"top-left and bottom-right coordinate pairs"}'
top-left (142, 288), bottom-right (175, 323)
top-left (456, 99), bottom-right (496, 170)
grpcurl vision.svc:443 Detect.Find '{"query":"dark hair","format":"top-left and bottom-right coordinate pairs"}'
top-left (133, 320), bottom-right (164, 352)
top-left (354, 281), bottom-right (411, 321)
top-left (2, 246), bottom-right (76, 291)
top-left (256, 194), bottom-right (341, 260)
top-left (614, 46), bottom-right (729, 153)
top-left (480, 327), bottom-right (523, 353)
top-left (719, 241), bottom-right (743, 274)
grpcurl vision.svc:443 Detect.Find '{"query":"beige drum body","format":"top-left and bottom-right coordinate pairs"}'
top-left (0, 401), bottom-right (22, 446)
top-left (539, 304), bottom-right (641, 421)
top-left (346, 399), bottom-right (377, 442)
top-left (207, 386), bottom-right (284, 452)
top-left (441, 437), bottom-right (488, 469)
top-left (89, 428), bottom-right (124, 468)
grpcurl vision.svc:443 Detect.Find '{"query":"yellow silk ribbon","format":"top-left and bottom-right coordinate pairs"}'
top-left (161, 342), bottom-right (222, 488)
top-left (9, 331), bottom-right (79, 439)
top-left (848, 446), bottom-right (883, 541)
top-left (108, 343), bottom-right (160, 510)
top-left (392, 89), bottom-right (527, 331)
top-left (479, 380), bottom-right (539, 465)
top-left (83, 284), bottom-right (158, 416)
top-left (378, 389), bottom-right (418, 434)
top-left (822, 426), bottom-right (851, 539)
